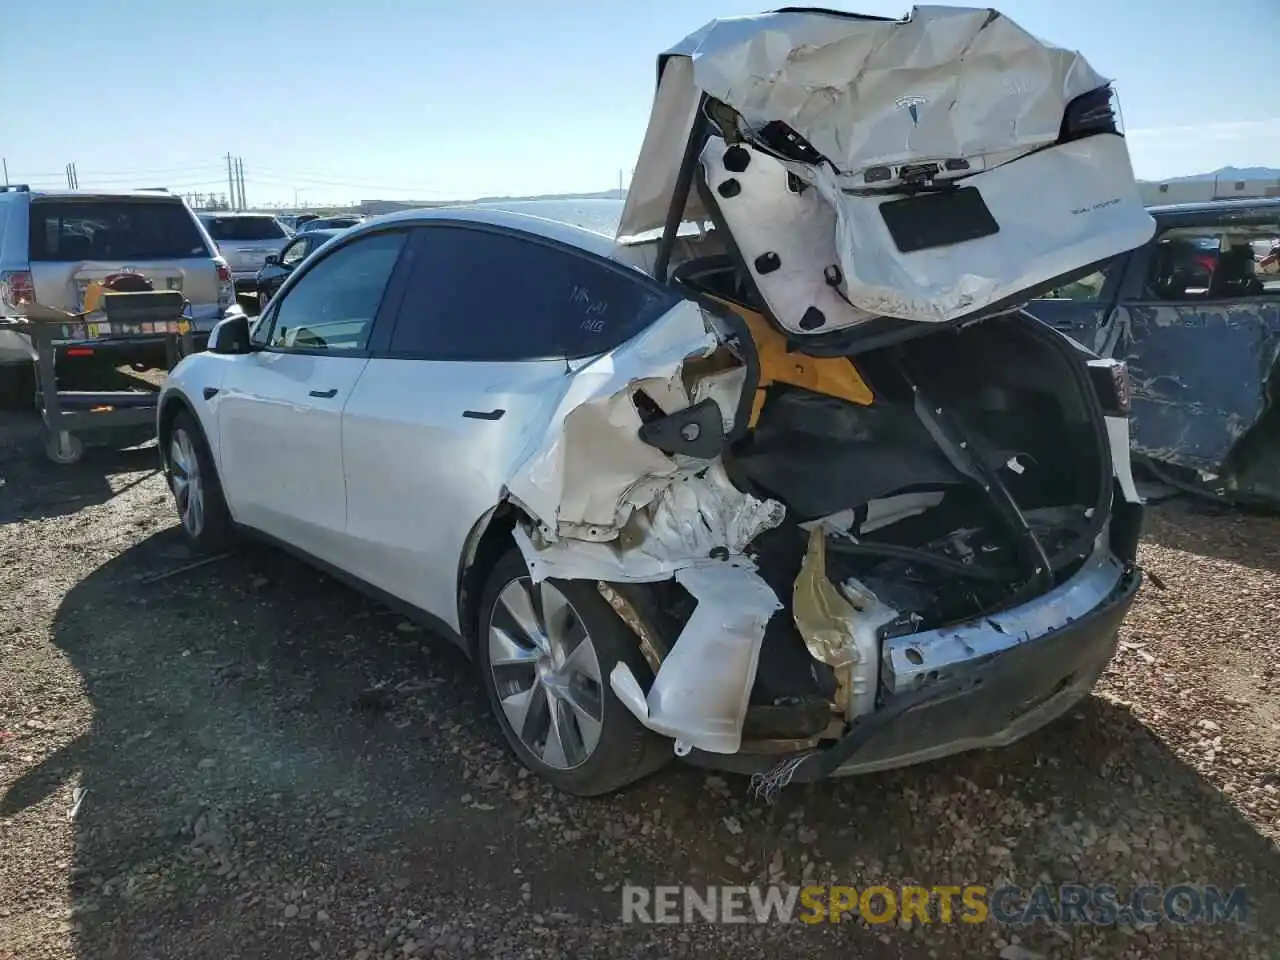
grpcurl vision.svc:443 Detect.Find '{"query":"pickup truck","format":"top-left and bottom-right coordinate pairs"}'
top-left (1024, 197), bottom-right (1280, 508)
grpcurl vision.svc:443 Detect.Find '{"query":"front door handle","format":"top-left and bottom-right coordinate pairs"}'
top-left (309, 388), bottom-right (338, 399)
top-left (463, 408), bottom-right (505, 420)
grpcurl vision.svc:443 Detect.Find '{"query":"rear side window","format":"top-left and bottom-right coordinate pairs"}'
top-left (28, 200), bottom-right (209, 261)
top-left (387, 226), bottom-right (676, 360)
top-left (200, 216), bottom-right (287, 241)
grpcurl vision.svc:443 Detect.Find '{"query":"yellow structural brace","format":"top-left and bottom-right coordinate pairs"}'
top-left (706, 295), bottom-right (874, 426)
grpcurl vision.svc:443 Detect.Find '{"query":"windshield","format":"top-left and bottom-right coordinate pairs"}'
top-left (28, 199), bottom-right (210, 261)
top-left (200, 216), bottom-right (288, 241)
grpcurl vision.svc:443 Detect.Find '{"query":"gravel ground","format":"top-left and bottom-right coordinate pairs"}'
top-left (0, 422), bottom-right (1277, 960)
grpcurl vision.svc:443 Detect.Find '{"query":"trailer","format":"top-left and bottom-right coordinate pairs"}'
top-left (14, 288), bottom-right (194, 464)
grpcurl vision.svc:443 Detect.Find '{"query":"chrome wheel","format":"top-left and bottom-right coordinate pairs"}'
top-left (169, 428), bottom-right (204, 537)
top-left (487, 577), bottom-right (604, 770)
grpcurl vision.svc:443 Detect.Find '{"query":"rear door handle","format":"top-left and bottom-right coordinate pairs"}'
top-left (309, 388), bottom-right (338, 399)
top-left (463, 409), bottom-right (505, 420)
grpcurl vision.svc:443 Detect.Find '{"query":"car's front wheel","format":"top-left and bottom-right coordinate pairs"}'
top-left (476, 547), bottom-right (671, 796)
top-left (168, 409), bottom-right (236, 552)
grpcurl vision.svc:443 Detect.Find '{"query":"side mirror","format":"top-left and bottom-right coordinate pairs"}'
top-left (208, 313), bottom-right (255, 355)
top-left (264, 253), bottom-right (280, 266)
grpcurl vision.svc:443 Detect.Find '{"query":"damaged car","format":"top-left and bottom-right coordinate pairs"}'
top-left (1026, 198), bottom-right (1280, 508)
top-left (158, 5), bottom-right (1155, 796)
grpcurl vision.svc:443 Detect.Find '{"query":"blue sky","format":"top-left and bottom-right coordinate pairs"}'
top-left (5, 0), bottom-right (1278, 205)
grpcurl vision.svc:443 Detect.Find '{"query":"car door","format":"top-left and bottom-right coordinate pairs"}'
top-left (217, 228), bottom-right (410, 562)
top-left (1023, 256), bottom-right (1131, 351)
top-left (1108, 211), bottom-right (1280, 473)
top-left (340, 222), bottom-right (677, 629)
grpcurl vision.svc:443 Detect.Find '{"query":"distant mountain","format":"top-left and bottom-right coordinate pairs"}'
top-left (1144, 166), bottom-right (1280, 184)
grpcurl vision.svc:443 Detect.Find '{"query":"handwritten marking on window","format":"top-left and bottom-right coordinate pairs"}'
top-left (571, 284), bottom-right (609, 332)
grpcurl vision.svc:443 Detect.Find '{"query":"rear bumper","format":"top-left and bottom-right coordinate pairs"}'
top-left (820, 566), bottom-right (1139, 777)
top-left (690, 561), bottom-right (1141, 782)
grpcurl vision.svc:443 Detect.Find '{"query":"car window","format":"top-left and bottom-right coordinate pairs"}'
top-left (264, 230), bottom-right (407, 352)
top-left (1038, 263), bottom-right (1115, 301)
top-left (28, 199), bottom-right (209, 261)
top-left (1143, 225), bottom-right (1280, 301)
top-left (280, 238), bottom-right (308, 267)
top-left (200, 216), bottom-right (288, 242)
top-left (385, 226), bottom-right (677, 360)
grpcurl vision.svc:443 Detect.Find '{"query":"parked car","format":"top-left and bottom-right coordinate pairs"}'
top-left (198, 213), bottom-right (292, 294)
top-left (255, 228), bottom-right (342, 307)
top-left (1025, 198), bottom-right (1280, 507)
top-left (157, 7), bottom-right (1149, 796)
top-left (0, 186), bottom-right (240, 406)
top-left (299, 216), bottom-right (363, 233)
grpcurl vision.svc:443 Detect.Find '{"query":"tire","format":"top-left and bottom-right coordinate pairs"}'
top-left (167, 409), bottom-right (236, 551)
top-left (476, 547), bottom-right (671, 796)
top-left (45, 431), bottom-right (83, 465)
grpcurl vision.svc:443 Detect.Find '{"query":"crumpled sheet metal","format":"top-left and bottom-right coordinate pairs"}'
top-left (792, 528), bottom-right (897, 719)
top-left (610, 562), bottom-right (782, 756)
top-left (505, 300), bottom-right (724, 541)
top-left (512, 436), bottom-right (785, 756)
top-left (671, 6), bottom-right (1106, 181)
top-left (513, 463), bottom-right (784, 584)
top-left (620, 6), bottom-right (1108, 239)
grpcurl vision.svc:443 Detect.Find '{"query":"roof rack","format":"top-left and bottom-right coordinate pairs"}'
top-left (0, 184), bottom-right (31, 193)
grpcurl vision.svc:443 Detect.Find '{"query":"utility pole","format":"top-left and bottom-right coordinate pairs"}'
top-left (236, 157), bottom-right (247, 210)
top-left (226, 153), bottom-right (236, 210)
top-left (2, 158), bottom-right (7, 186)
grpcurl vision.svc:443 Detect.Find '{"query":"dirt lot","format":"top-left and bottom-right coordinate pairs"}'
top-left (1, 420), bottom-right (1278, 960)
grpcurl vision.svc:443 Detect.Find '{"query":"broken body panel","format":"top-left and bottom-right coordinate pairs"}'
top-left (1027, 200), bottom-right (1280, 508)
top-left (490, 6), bottom-right (1152, 779)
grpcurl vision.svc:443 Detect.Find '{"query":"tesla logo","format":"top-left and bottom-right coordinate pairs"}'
top-left (896, 96), bottom-right (928, 126)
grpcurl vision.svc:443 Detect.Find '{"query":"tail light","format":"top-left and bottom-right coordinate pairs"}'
top-left (1087, 358), bottom-right (1131, 415)
top-left (214, 258), bottom-right (234, 308)
top-left (1060, 85), bottom-right (1120, 142)
top-left (0, 270), bottom-right (36, 309)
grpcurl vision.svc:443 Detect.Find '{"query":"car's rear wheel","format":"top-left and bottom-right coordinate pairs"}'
top-left (168, 409), bottom-right (235, 551)
top-left (476, 547), bottom-right (671, 796)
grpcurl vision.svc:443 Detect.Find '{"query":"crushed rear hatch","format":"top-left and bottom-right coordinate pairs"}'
top-left (619, 5), bottom-right (1156, 345)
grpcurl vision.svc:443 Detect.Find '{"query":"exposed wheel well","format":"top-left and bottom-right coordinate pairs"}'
top-left (157, 394), bottom-right (192, 465)
top-left (457, 501), bottom-right (531, 654)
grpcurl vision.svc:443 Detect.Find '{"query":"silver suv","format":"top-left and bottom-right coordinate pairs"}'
top-left (197, 213), bottom-right (291, 293)
top-left (0, 187), bottom-right (240, 402)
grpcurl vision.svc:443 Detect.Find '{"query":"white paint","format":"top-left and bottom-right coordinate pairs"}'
top-left (610, 561), bottom-right (783, 755)
top-left (620, 6), bottom-right (1156, 330)
top-left (1106, 415), bottom-right (1144, 504)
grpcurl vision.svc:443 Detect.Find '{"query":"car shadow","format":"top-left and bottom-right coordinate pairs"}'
top-left (0, 436), bottom-right (162, 526)
top-left (4, 532), bottom-right (1278, 958)
top-left (1141, 497), bottom-right (1280, 576)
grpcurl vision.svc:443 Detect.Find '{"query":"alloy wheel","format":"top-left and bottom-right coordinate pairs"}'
top-left (487, 577), bottom-right (605, 770)
top-left (169, 429), bottom-right (205, 538)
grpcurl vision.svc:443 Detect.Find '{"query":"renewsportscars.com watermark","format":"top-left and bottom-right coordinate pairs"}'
top-left (621, 884), bottom-right (1249, 927)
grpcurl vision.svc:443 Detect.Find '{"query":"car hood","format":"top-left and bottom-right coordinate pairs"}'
top-left (620, 5), bottom-right (1155, 334)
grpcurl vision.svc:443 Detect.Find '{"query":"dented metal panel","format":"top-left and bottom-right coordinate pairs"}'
top-left (1116, 301), bottom-right (1280, 477)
